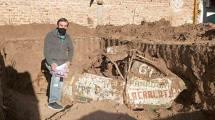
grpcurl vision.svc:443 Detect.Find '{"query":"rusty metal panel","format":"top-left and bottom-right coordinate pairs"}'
top-left (126, 74), bottom-right (186, 109)
top-left (73, 73), bottom-right (124, 103)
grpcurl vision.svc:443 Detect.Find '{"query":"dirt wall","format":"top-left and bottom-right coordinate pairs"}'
top-left (133, 41), bottom-right (215, 110)
top-left (97, 20), bottom-right (215, 111)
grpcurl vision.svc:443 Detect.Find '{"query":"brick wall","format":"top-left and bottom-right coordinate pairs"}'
top-left (0, 0), bottom-right (195, 27)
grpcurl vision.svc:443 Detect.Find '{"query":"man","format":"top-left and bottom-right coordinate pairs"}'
top-left (44, 18), bottom-right (73, 110)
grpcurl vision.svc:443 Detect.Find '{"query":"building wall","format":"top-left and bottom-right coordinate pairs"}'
top-left (0, 0), bottom-right (195, 27)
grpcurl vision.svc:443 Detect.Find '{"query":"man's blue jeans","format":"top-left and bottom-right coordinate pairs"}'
top-left (45, 63), bottom-right (64, 103)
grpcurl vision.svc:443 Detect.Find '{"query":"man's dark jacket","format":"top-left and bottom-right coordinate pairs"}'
top-left (44, 29), bottom-right (73, 66)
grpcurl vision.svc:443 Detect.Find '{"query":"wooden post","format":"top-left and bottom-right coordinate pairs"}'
top-left (193, 0), bottom-right (199, 24)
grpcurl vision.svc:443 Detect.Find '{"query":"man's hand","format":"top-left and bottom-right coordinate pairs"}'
top-left (66, 61), bottom-right (70, 66)
top-left (51, 63), bottom-right (58, 71)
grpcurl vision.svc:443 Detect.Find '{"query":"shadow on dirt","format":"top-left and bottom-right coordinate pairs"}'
top-left (41, 59), bottom-right (51, 101)
top-left (0, 53), bottom-right (40, 120)
top-left (78, 110), bottom-right (136, 120)
top-left (155, 110), bottom-right (215, 120)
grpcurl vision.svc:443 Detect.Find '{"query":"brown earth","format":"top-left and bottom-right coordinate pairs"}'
top-left (0, 19), bottom-right (215, 120)
top-left (96, 19), bottom-right (215, 43)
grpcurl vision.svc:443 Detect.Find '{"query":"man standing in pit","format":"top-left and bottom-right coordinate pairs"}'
top-left (44, 18), bottom-right (74, 110)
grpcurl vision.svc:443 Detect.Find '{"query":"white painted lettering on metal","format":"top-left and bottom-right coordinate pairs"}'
top-left (75, 73), bottom-right (123, 103)
top-left (131, 61), bottom-right (165, 78)
top-left (126, 75), bottom-right (183, 107)
top-left (139, 63), bottom-right (154, 77)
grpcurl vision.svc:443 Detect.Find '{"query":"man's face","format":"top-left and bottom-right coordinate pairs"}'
top-left (58, 21), bottom-right (68, 30)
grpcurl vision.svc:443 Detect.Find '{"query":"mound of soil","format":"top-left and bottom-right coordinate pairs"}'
top-left (96, 19), bottom-right (215, 42)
